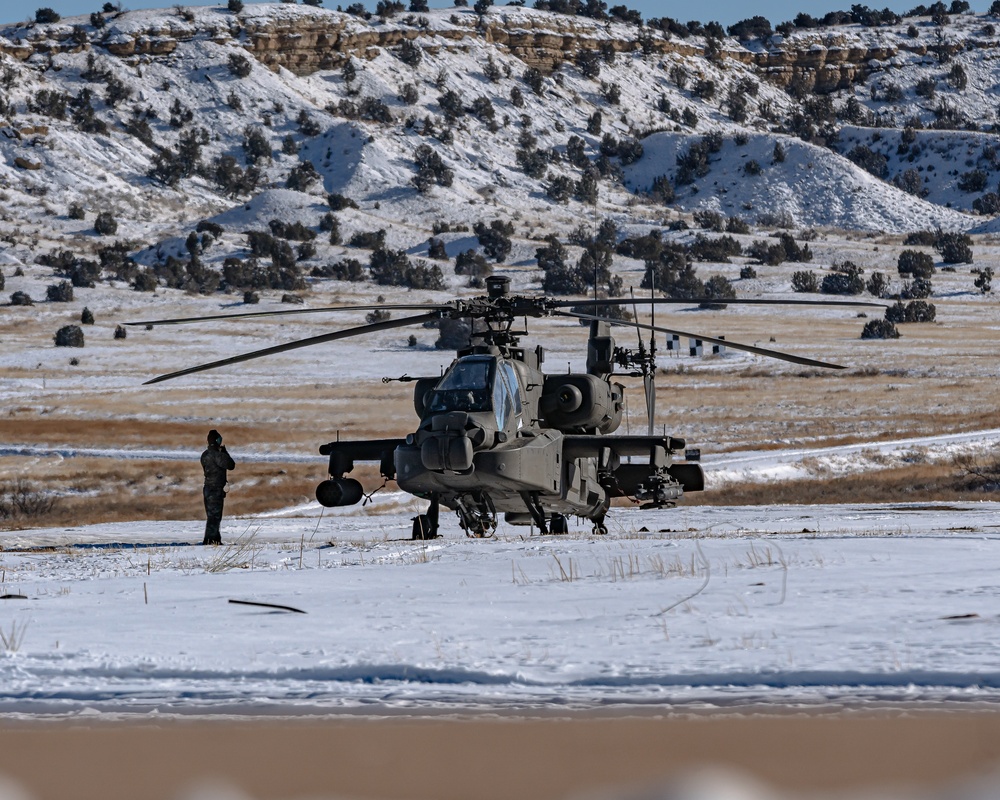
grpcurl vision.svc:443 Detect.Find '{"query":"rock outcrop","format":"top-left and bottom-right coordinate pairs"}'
top-left (0, 6), bottom-right (978, 95)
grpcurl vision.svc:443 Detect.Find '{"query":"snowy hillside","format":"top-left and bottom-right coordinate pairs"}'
top-left (623, 130), bottom-right (975, 231)
top-left (0, 1), bottom-right (999, 269)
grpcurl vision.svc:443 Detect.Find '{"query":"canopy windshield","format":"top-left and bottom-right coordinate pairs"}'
top-left (427, 356), bottom-right (496, 413)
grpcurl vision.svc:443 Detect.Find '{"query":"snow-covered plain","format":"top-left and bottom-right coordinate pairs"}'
top-left (2, 0), bottom-right (1000, 734)
top-left (1, 499), bottom-right (999, 715)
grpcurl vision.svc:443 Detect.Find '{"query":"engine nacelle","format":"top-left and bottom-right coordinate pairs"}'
top-left (540, 374), bottom-right (622, 434)
top-left (316, 478), bottom-right (364, 507)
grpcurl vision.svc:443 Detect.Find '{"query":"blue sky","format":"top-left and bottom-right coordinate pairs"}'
top-left (7, 0), bottom-right (993, 29)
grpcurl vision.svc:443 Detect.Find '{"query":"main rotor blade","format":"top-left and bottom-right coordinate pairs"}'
top-left (143, 312), bottom-right (442, 385)
top-left (127, 303), bottom-right (451, 328)
top-left (555, 311), bottom-right (848, 370)
top-left (549, 297), bottom-right (884, 309)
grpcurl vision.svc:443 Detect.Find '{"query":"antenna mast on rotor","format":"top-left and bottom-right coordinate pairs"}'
top-left (645, 268), bottom-right (657, 435)
top-left (593, 185), bottom-right (599, 303)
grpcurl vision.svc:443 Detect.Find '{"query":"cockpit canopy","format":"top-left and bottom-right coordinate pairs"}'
top-left (426, 355), bottom-right (522, 430)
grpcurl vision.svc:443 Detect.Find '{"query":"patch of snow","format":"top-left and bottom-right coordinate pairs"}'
top-left (1, 503), bottom-right (1000, 714)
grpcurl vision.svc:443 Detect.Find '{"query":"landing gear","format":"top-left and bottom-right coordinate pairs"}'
top-left (412, 515), bottom-right (436, 539)
top-left (455, 492), bottom-right (497, 538)
top-left (411, 494), bottom-right (440, 540)
top-left (519, 490), bottom-right (548, 534)
top-left (549, 514), bottom-right (569, 535)
top-left (590, 500), bottom-right (610, 536)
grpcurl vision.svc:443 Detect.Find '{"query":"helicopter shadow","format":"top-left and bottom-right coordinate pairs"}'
top-left (2, 542), bottom-right (196, 553)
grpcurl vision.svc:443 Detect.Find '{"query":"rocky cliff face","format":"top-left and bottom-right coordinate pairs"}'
top-left (0, 5), bottom-right (974, 95)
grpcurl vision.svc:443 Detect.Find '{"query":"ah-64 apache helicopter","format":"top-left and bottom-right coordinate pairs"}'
top-left (131, 275), bottom-right (874, 538)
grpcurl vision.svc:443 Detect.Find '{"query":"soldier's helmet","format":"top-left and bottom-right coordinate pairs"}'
top-left (208, 429), bottom-right (222, 445)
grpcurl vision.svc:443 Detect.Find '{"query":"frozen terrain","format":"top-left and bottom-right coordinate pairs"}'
top-left (1, 500), bottom-right (999, 715)
top-left (1, 0), bottom-right (1000, 737)
top-left (3, 2), bottom-right (1000, 251)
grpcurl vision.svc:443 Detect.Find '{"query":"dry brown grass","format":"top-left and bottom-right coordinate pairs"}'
top-left (6, 364), bottom-right (1000, 524)
top-left (684, 462), bottom-right (977, 506)
top-left (5, 257), bottom-right (1000, 522)
top-left (641, 367), bottom-right (1000, 453)
top-left (0, 458), bottom-right (386, 530)
top-left (0, 383), bottom-right (417, 447)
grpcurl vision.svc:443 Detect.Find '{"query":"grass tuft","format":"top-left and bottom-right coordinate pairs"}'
top-left (205, 526), bottom-right (263, 573)
top-left (0, 620), bottom-right (29, 653)
top-left (551, 553), bottom-right (577, 582)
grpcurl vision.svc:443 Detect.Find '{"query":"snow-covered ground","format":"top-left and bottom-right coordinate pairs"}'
top-left (706, 428), bottom-right (1000, 484)
top-left (1, 500), bottom-right (999, 715)
top-left (3, 1), bottom-right (1000, 732)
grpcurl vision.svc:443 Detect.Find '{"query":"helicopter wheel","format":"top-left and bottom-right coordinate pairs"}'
top-left (412, 514), bottom-right (437, 540)
top-left (457, 493), bottom-right (497, 538)
top-left (461, 514), bottom-right (494, 538)
top-left (592, 521), bottom-right (608, 536)
top-left (549, 514), bottom-right (569, 535)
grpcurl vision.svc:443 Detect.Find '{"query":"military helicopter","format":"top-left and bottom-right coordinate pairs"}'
top-left (130, 275), bottom-right (875, 538)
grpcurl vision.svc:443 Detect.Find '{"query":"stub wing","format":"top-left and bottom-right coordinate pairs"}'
top-left (563, 434), bottom-right (705, 497)
top-left (319, 438), bottom-right (406, 479)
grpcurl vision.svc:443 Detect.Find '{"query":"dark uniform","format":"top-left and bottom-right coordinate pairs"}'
top-left (201, 429), bottom-right (236, 545)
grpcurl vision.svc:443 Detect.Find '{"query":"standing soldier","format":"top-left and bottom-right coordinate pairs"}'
top-left (201, 429), bottom-right (236, 545)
